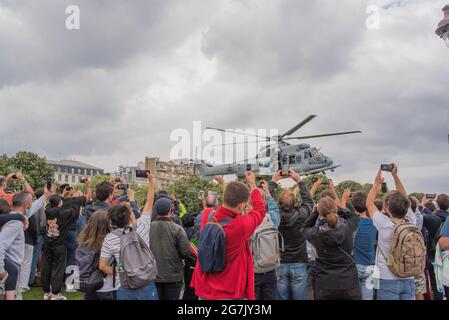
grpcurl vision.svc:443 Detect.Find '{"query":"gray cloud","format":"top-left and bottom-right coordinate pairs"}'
top-left (0, 0), bottom-right (448, 193)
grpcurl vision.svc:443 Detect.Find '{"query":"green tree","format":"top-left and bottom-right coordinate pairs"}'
top-left (0, 151), bottom-right (53, 190)
top-left (167, 176), bottom-right (223, 214)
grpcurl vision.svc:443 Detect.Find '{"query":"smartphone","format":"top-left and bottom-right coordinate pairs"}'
top-left (281, 168), bottom-right (289, 176)
top-left (198, 191), bottom-right (204, 200)
top-left (114, 177), bottom-right (121, 183)
top-left (135, 169), bottom-right (149, 178)
top-left (381, 164), bottom-right (394, 172)
top-left (246, 164), bottom-right (252, 171)
top-left (118, 183), bottom-right (129, 190)
top-left (80, 178), bottom-right (87, 183)
top-left (46, 178), bottom-right (52, 190)
top-left (208, 191), bottom-right (218, 197)
top-left (11, 174), bottom-right (17, 180)
top-left (426, 193), bottom-right (437, 200)
top-left (382, 182), bottom-right (388, 193)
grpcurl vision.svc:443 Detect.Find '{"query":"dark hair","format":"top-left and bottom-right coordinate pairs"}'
top-left (48, 194), bottom-right (62, 208)
top-left (12, 191), bottom-right (31, 207)
top-left (78, 211), bottom-right (111, 252)
top-left (425, 201), bottom-right (436, 212)
top-left (95, 182), bottom-right (114, 202)
top-left (158, 190), bottom-right (168, 196)
top-left (320, 190), bottom-right (336, 200)
top-left (223, 181), bottom-right (250, 208)
top-left (437, 194), bottom-right (449, 211)
top-left (59, 183), bottom-right (70, 194)
top-left (35, 187), bottom-right (45, 199)
top-left (181, 214), bottom-right (195, 228)
top-left (0, 198), bottom-right (10, 214)
top-left (408, 196), bottom-right (417, 213)
top-left (351, 191), bottom-right (367, 213)
top-left (108, 203), bottom-right (131, 228)
top-left (375, 199), bottom-right (384, 211)
top-left (0, 176), bottom-right (6, 187)
top-left (385, 191), bottom-right (410, 219)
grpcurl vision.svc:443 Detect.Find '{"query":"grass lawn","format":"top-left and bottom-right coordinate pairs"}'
top-left (22, 287), bottom-right (84, 300)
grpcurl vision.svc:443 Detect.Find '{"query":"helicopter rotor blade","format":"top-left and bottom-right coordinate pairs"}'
top-left (210, 140), bottom-right (273, 147)
top-left (282, 131), bottom-right (362, 141)
top-left (279, 115), bottom-right (317, 138)
top-left (205, 127), bottom-right (270, 140)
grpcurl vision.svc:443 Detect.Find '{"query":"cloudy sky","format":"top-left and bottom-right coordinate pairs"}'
top-left (0, 0), bottom-right (448, 192)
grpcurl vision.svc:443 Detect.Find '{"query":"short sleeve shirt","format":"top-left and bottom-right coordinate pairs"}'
top-left (372, 209), bottom-right (416, 280)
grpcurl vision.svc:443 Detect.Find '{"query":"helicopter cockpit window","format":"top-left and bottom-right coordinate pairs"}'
top-left (282, 156), bottom-right (288, 165)
top-left (289, 155), bottom-right (295, 164)
top-left (304, 152), bottom-right (309, 159)
top-left (266, 148), bottom-right (270, 157)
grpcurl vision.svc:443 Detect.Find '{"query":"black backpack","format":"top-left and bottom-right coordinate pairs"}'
top-left (75, 245), bottom-right (105, 294)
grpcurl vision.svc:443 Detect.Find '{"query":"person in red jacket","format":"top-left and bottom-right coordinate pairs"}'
top-left (191, 171), bottom-right (266, 300)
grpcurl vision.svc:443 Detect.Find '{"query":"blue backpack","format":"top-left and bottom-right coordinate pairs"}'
top-left (197, 210), bottom-right (233, 273)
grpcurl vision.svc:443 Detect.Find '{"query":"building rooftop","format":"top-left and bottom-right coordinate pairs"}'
top-left (47, 160), bottom-right (103, 171)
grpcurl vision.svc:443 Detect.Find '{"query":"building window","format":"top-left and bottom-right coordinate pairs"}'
top-left (71, 167), bottom-right (74, 174)
top-left (65, 175), bottom-right (69, 182)
top-left (58, 174), bottom-right (62, 181)
top-left (72, 176), bottom-right (75, 183)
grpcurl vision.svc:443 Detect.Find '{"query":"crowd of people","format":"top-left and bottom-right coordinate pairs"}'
top-left (0, 164), bottom-right (448, 300)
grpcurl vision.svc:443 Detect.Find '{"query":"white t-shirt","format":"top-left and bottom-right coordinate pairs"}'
top-left (373, 209), bottom-right (416, 280)
top-left (99, 213), bottom-right (152, 291)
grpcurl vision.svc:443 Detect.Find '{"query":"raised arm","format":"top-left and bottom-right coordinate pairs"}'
top-left (309, 178), bottom-right (323, 198)
top-left (340, 188), bottom-right (351, 209)
top-left (391, 163), bottom-right (407, 197)
top-left (260, 180), bottom-right (280, 228)
top-left (240, 172), bottom-right (266, 239)
top-left (290, 170), bottom-right (314, 213)
top-left (16, 173), bottom-right (34, 197)
top-left (143, 171), bottom-right (155, 214)
top-left (328, 179), bottom-right (341, 207)
top-left (366, 169), bottom-right (382, 218)
top-left (84, 177), bottom-right (93, 203)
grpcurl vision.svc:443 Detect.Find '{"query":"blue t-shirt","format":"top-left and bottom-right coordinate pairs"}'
top-left (353, 217), bottom-right (377, 266)
top-left (440, 216), bottom-right (449, 238)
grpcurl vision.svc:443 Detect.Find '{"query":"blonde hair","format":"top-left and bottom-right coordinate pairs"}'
top-left (317, 196), bottom-right (338, 228)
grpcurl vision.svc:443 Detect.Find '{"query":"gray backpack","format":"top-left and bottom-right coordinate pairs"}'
top-left (250, 215), bottom-right (284, 274)
top-left (112, 225), bottom-right (157, 289)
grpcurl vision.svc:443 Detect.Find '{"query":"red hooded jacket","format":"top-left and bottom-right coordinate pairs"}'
top-left (190, 188), bottom-right (266, 300)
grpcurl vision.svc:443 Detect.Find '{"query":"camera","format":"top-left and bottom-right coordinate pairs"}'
top-left (11, 174), bottom-right (17, 180)
top-left (135, 169), bottom-right (150, 178)
top-left (118, 183), bottom-right (128, 190)
top-left (380, 164), bottom-right (394, 172)
top-left (114, 177), bottom-right (121, 183)
top-left (80, 178), bottom-right (87, 183)
top-left (426, 193), bottom-right (437, 200)
top-left (382, 182), bottom-right (388, 193)
top-left (281, 168), bottom-right (289, 177)
top-left (46, 178), bottom-right (52, 190)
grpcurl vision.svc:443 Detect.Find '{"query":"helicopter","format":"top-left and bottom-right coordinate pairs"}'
top-left (194, 115), bottom-right (361, 180)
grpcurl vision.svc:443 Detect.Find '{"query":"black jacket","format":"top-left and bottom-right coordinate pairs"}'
top-left (301, 208), bottom-right (360, 290)
top-left (24, 214), bottom-right (38, 246)
top-left (270, 181), bottom-right (314, 264)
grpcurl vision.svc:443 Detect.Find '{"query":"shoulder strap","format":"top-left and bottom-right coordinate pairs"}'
top-left (338, 246), bottom-right (354, 262)
top-left (207, 210), bottom-right (215, 222)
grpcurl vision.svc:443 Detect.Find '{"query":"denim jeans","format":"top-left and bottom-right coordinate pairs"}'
top-left (28, 235), bottom-right (43, 285)
top-left (255, 270), bottom-right (277, 300)
top-left (277, 263), bottom-right (308, 300)
top-left (117, 281), bottom-right (159, 300)
top-left (66, 230), bottom-right (78, 271)
top-left (356, 264), bottom-right (374, 300)
top-left (377, 278), bottom-right (415, 300)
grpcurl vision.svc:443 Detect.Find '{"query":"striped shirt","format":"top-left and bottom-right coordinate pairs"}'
top-left (100, 212), bottom-right (152, 289)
